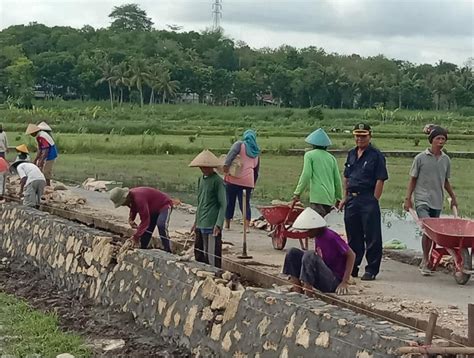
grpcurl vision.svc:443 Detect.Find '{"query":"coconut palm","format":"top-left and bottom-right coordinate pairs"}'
top-left (129, 58), bottom-right (149, 107)
top-left (111, 62), bottom-right (130, 106)
top-left (95, 61), bottom-right (115, 109)
top-left (157, 70), bottom-right (180, 103)
top-left (146, 63), bottom-right (162, 105)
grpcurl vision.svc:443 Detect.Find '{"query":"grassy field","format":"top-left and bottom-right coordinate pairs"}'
top-left (0, 292), bottom-right (90, 357)
top-left (2, 101), bottom-right (474, 137)
top-left (6, 131), bottom-right (474, 155)
top-left (8, 153), bottom-right (467, 217)
top-left (2, 102), bottom-right (473, 216)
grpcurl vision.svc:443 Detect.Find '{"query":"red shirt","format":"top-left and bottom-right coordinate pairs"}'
top-left (129, 187), bottom-right (173, 240)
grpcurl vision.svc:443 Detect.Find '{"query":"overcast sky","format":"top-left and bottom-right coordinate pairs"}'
top-left (1, 0), bottom-right (473, 66)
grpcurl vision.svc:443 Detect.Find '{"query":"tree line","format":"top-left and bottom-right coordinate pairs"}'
top-left (0, 3), bottom-right (472, 110)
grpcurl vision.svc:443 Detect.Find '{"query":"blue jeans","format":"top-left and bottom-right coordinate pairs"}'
top-left (225, 182), bottom-right (252, 221)
top-left (140, 206), bottom-right (172, 251)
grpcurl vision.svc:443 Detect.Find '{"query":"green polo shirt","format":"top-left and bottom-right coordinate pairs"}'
top-left (196, 173), bottom-right (226, 229)
top-left (294, 149), bottom-right (343, 206)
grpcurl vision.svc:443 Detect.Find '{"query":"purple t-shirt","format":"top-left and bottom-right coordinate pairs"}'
top-left (314, 228), bottom-right (349, 280)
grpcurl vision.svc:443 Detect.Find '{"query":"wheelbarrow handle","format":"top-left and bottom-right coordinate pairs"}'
top-left (408, 207), bottom-right (423, 227)
top-left (452, 205), bottom-right (459, 218)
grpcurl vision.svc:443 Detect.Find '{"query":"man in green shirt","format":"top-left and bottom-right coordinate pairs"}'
top-left (294, 128), bottom-right (342, 217)
top-left (189, 150), bottom-right (227, 268)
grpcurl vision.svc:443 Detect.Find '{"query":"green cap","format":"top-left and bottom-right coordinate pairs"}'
top-left (109, 187), bottom-right (130, 208)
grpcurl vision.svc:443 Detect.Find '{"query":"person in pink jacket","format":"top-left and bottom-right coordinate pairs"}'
top-left (223, 129), bottom-right (260, 231)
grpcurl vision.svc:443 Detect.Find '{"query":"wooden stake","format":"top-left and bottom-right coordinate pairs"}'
top-left (425, 311), bottom-right (438, 345)
top-left (423, 311), bottom-right (438, 358)
top-left (237, 190), bottom-right (252, 259)
top-left (397, 347), bottom-right (474, 355)
top-left (469, 304), bottom-right (474, 358)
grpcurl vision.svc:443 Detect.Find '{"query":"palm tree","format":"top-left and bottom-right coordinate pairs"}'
top-left (95, 61), bottom-right (115, 109)
top-left (146, 64), bottom-right (162, 105)
top-left (111, 62), bottom-right (130, 106)
top-left (157, 70), bottom-right (180, 103)
top-left (129, 58), bottom-right (149, 107)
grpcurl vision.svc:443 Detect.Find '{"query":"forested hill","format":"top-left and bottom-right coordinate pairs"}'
top-left (0, 3), bottom-right (472, 110)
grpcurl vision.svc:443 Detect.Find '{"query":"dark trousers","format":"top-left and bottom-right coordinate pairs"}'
top-left (225, 182), bottom-right (252, 221)
top-left (140, 206), bottom-right (172, 251)
top-left (344, 194), bottom-right (383, 277)
top-left (310, 203), bottom-right (333, 217)
top-left (283, 248), bottom-right (340, 293)
top-left (194, 229), bottom-right (222, 268)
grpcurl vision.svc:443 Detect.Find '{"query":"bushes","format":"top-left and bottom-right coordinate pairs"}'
top-left (307, 106), bottom-right (324, 120)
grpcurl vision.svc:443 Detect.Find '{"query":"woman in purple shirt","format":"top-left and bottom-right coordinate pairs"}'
top-left (283, 208), bottom-right (355, 295)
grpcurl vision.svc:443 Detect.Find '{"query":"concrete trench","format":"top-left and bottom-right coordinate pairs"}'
top-left (0, 203), bottom-right (423, 357)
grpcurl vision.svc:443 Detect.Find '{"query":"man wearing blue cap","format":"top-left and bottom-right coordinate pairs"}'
top-left (339, 123), bottom-right (388, 281)
top-left (293, 128), bottom-right (342, 217)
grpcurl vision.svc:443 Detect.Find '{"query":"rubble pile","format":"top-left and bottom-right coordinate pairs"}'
top-left (5, 176), bottom-right (87, 208)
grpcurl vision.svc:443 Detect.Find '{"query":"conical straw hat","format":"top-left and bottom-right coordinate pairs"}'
top-left (305, 128), bottom-right (332, 147)
top-left (25, 123), bottom-right (41, 135)
top-left (292, 207), bottom-right (327, 230)
top-left (189, 150), bottom-right (221, 167)
top-left (38, 121), bottom-right (52, 132)
top-left (15, 144), bottom-right (29, 154)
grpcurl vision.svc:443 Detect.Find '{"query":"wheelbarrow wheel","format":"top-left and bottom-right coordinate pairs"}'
top-left (454, 248), bottom-right (472, 285)
top-left (271, 225), bottom-right (287, 250)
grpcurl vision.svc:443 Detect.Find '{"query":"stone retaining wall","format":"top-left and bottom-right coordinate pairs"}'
top-left (0, 204), bottom-right (419, 357)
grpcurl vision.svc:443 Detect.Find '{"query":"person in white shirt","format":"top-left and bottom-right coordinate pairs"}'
top-left (11, 159), bottom-right (46, 208)
top-left (0, 124), bottom-right (8, 159)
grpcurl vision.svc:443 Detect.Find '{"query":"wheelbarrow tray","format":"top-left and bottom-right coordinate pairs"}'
top-left (258, 205), bottom-right (303, 226)
top-left (422, 218), bottom-right (474, 248)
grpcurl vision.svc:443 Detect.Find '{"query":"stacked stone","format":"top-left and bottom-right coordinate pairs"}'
top-left (0, 203), bottom-right (420, 357)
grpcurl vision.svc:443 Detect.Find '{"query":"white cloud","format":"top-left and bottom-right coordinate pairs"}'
top-left (0, 0), bottom-right (472, 65)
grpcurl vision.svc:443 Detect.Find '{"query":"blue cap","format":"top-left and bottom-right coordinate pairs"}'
top-left (305, 128), bottom-right (332, 147)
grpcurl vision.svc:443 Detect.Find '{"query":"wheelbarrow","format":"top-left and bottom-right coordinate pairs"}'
top-left (258, 201), bottom-right (310, 250)
top-left (410, 207), bottom-right (474, 285)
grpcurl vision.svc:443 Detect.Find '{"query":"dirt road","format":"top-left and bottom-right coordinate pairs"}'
top-left (69, 187), bottom-right (473, 341)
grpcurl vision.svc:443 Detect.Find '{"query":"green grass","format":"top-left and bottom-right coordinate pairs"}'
top-left (34, 153), bottom-right (474, 217)
top-left (2, 101), bottom-right (473, 216)
top-left (0, 292), bottom-right (90, 357)
top-left (6, 131), bottom-right (474, 156)
top-left (1, 101), bottom-right (473, 137)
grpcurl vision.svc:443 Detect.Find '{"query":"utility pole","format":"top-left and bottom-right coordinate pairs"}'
top-left (212, 0), bottom-right (222, 31)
